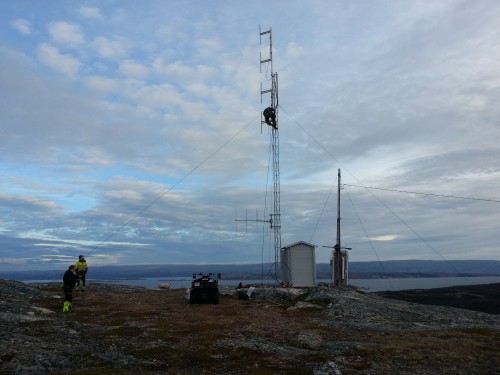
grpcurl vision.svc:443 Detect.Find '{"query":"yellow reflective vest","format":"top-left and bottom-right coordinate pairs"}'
top-left (75, 261), bottom-right (88, 274)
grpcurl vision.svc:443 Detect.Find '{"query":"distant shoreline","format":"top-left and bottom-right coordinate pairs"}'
top-left (23, 275), bottom-right (500, 294)
top-left (3, 259), bottom-right (500, 284)
top-left (8, 272), bottom-right (500, 282)
top-left (376, 282), bottom-right (500, 315)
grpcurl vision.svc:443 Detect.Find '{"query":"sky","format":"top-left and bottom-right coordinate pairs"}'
top-left (1, 0), bottom-right (500, 272)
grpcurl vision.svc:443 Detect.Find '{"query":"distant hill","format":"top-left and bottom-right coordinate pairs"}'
top-left (1, 260), bottom-right (499, 281)
top-left (349, 260), bottom-right (500, 274)
top-left (317, 260), bottom-right (500, 279)
top-left (0, 263), bottom-right (267, 281)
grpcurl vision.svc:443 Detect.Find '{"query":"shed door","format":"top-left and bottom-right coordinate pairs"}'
top-left (290, 246), bottom-right (315, 286)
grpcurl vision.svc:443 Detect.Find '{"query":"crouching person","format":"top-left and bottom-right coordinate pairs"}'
top-left (63, 265), bottom-right (79, 312)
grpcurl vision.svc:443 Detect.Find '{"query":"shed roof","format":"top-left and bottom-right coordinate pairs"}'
top-left (282, 240), bottom-right (316, 249)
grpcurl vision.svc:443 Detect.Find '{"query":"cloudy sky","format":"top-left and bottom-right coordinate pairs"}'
top-left (1, 1), bottom-right (500, 272)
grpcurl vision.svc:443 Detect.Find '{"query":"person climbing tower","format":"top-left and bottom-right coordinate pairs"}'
top-left (263, 107), bottom-right (277, 129)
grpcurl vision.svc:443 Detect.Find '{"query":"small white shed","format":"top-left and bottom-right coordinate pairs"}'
top-left (280, 241), bottom-right (317, 287)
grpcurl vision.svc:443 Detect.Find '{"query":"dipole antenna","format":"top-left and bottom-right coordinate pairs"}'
top-left (260, 26), bottom-right (281, 281)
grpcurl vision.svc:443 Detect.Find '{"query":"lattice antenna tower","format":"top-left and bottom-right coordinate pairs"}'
top-left (260, 26), bottom-right (281, 278)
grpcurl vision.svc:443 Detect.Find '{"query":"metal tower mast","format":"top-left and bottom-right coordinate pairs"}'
top-left (260, 27), bottom-right (281, 278)
top-left (335, 168), bottom-right (342, 286)
top-left (332, 169), bottom-right (351, 286)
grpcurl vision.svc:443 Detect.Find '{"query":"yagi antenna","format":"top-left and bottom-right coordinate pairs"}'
top-left (235, 208), bottom-right (270, 233)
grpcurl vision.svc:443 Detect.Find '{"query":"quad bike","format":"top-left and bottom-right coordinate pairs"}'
top-left (189, 273), bottom-right (219, 304)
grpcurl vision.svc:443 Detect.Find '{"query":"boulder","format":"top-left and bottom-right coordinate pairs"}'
top-left (158, 282), bottom-right (171, 290)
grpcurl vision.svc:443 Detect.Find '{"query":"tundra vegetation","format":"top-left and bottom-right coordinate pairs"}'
top-left (1, 280), bottom-right (499, 374)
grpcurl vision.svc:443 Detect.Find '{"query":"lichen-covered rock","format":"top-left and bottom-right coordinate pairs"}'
top-left (252, 287), bottom-right (307, 302)
top-left (313, 361), bottom-right (342, 375)
top-left (304, 286), bottom-right (339, 305)
top-left (287, 301), bottom-right (322, 311)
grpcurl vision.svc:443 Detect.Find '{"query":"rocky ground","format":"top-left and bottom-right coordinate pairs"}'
top-left (1, 279), bottom-right (499, 374)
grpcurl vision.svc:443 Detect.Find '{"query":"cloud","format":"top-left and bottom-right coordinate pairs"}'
top-left (78, 6), bottom-right (103, 20)
top-left (11, 18), bottom-right (31, 35)
top-left (286, 42), bottom-right (306, 59)
top-left (127, 83), bottom-right (185, 110)
top-left (118, 60), bottom-right (149, 78)
top-left (0, 258), bottom-right (27, 266)
top-left (370, 235), bottom-right (398, 242)
top-left (37, 43), bottom-right (81, 77)
top-left (83, 75), bottom-right (119, 93)
top-left (195, 37), bottom-right (222, 57)
top-left (91, 36), bottom-right (131, 60)
top-left (48, 21), bottom-right (85, 46)
top-left (153, 59), bottom-right (193, 80)
top-left (2, 1), bottom-right (500, 272)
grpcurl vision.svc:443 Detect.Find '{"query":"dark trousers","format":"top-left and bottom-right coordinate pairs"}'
top-left (78, 273), bottom-right (86, 286)
top-left (63, 286), bottom-right (73, 302)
